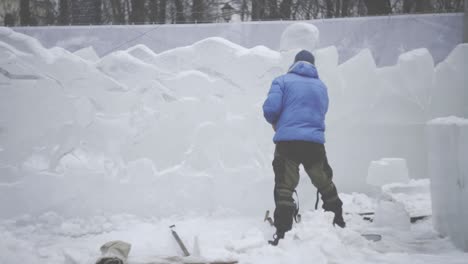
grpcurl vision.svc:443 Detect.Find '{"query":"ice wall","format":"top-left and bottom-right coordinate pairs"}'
top-left (431, 44), bottom-right (468, 118)
top-left (0, 28), bottom-right (281, 218)
top-left (427, 117), bottom-right (468, 251)
top-left (0, 25), bottom-right (467, 219)
top-left (13, 13), bottom-right (463, 66)
top-left (279, 23), bottom-right (319, 51)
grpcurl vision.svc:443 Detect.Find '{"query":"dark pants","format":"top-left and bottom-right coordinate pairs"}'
top-left (272, 141), bottom-right (343, 234)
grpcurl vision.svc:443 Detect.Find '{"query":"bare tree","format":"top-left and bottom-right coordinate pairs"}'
top-left (240, 0), bottom-right (248, 21)
top-left (192, 0), bottom-right (203, 22)
top-left (124, 0), bottom-right (131, 22)
top-left (20, 0), bottom-right (31, 25)
top-left (1, 1), bottom-right (17, 26)
top-left (267, 0), bottom-right (279, 19)
top-left (403, 0), bottom-right (433, 13)
top-left (42, 0), bottom-right (57, 25)
top-left (159, 0), bottom-right (166, 23)
top-left (341, 0), bottom-right (350, 17)
top-left (414, 0), bottom-right (431, 12)
top-left (403, 0), bottom-right (414, 13)
top-left (363, 0), bottom-right (392, 15)
top-left (110, 0), bottom-right (125, 24)
top-left (252, 0), bottom-right (266, 20)
top-left (335, 0), bottom-right (341, 16)
top-left (58, 0), bottom-right (70, 25)
top-left (291, 0), bottom-right (313, 19)
top-left (325, 0), bottom-right (334, 17)
top-left (95, 0), bottom-right (102, 24)
top-left (2, 0), bottom-right (465, 26)
top-left (130, 0), bottom-right (145, 23)
top-left (174, 0), bottom-right (185, 23)
top-left (279, 0), bottom-right (292, 19)
top-left (148, 0), bottom-right (158, 23)
top-left (4, 13), bottom-right (15, 26)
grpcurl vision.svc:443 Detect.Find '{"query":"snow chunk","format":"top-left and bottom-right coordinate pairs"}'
top-left (0, 27), bottom-right (53, 62)
top-left (428, 116), bottom-right (468, 126)
top-left (374, 200), bottom-right (411, 230)
top-left (74, 46), bottom-right (100, 62)
top-left (313, 46), bottom-right (342, 119)
top-left (96, 50), bottom-right (163, 88)
top-left (280, 22), bottom-right (320, 51)
top-left (367, 158), bottom-right (410, 187)
top-left (431, 44), bottom-right (468, 118)
top-left (125, 44), bottom-right (159, 65)
top-left (397, 48), bottom-right (434, 111)
top-left (237, 45), bottom-right (279, 59)
top-left (314, 46), bottom-right (339, 70)
top-left (194, 37), bottom-right (247, 53)
top-left (382, 179), bottom-right (431, 217)
top-left (337, 48), bottom-right (379, 120)
top-left (161, 70), bottom-right (216, 98)
top-left (340, 192), bottom-right (376, 214)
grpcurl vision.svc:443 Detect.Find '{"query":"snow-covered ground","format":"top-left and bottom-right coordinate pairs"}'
top-left (1, 21), bottom-right (467, 263)
top-left (1, 193), bottom-right (467, 264)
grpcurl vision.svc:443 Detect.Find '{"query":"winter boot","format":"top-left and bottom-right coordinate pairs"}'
top-left (268, 231), bottom-right (284, 246)
top-left (332, 207), bottom-right (346, 228)
top-left (320, 182), bottom-right (346, 228)
top-left (269, 205), bottom-right (296, 246)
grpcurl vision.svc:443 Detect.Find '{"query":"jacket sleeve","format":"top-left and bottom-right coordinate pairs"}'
top-left (263, 78), bottom-right (284, 125)
top-left (323, 82), bottom-right (329, 115)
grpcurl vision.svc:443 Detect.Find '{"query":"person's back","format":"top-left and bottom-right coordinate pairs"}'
top-left (262, 50), bottom-right (345, 246)
top-left (263, 60), bottom-right (328, 144)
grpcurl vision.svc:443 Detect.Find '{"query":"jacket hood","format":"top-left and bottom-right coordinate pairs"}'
top-left (288, 61), bottom-right (319, 78)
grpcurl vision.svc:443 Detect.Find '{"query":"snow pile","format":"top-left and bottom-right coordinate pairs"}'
top-left (381, 179), bottom-right (432, 217)
top-left (279, 22), bottom-right (320, 51)
top-left (367, 158), bottom-right (410, 187)
top-left (373, 200), bottom-right (411, 230)
top-left (427, 117), bottom-right (468, 251)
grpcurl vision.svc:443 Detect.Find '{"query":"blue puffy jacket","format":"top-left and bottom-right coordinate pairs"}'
top-left (263, 61), bottom-right (329, 144)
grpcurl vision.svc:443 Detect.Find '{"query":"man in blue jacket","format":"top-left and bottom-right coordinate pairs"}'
top-left (263, 50), bottom-right (345, 246)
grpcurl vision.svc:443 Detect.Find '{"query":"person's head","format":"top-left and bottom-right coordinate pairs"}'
top-left (294, 50), bottom-right (315, 65)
